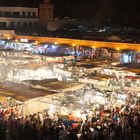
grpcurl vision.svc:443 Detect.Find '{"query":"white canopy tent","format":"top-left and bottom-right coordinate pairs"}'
top-left (21, 96), bottom-right (52, 116)
top-left (21, 93), bottom-right (66, 116)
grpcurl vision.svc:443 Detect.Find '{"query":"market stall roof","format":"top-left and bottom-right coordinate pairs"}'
top-left (0, 79), bottom-right (84, 115)
top-left (117, 63), bottom-right (140, 69)
top-left (2, 56), bottom-right (33, 60)
top-left (15, 63), bottom-right (47, 70)
top-left (116, 63), bottom-right (140, 74)
top-left (86, 73), bottom-right (113, 80)
top-left (0, 81), bottom-right (56, 102)
top-left (125, 76), bottom-right (140, 80)
top-left (124, 87), bottom-right (140, 92)
top-left (0, 49), bottom-right (29, 54)
top-left (77, 63), bottom-right (97, 68)
top-left (124, 68), bottom-right (140, 74)
top-left (23, 79), bottom-right (84, 93)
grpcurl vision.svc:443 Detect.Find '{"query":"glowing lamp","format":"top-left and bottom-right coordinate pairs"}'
top-left (116, 47), bottom-right (120, 51)
top-left (20, 38), bottom-right (28, 43)
top-left (35, 41), bottom-right (39, 44)
top-left (54, 41), bottom-right (58, 45)
top-left (72, 43), bottom-right (76, 47)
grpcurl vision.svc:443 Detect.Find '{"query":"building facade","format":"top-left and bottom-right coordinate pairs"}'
top-left (0, 7), bottom-right (39, 29)
top-left (39, 0), bottom-right (54, 28)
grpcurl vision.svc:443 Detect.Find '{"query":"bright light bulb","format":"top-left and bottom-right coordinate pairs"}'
top-left (72, 43), bottom-right (76, 47)
top-left (54, 41), bottom-right (58, 45)
top-left (116, 47), bottom-right (120, 51)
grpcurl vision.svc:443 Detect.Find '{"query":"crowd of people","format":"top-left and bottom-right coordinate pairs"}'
top-left (0, 103), bottom-right (140, 140)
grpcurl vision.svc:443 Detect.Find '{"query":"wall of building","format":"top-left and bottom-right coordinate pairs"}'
top-left (39, 1), bottom-right (54, 28)
top-left (47, 18), bottom-right (93, 31)
top-left (0, 7), bottom-right (39, 29)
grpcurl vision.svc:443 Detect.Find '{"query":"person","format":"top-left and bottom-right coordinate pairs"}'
top-left (109, 126), bottom-right (116, 140)
top-left (72, 58), bottom-right (76, 66)
top-left (38, 112), bottom-right (44, 125)
top-left (68, 127), bottom-right (78, 140)
top-left (58, 126), bottom-right (69, 140)
top-left (103, 125), bottom-right (110, 140)
top-left (42, 122), bottom-right (49, 140)
top-left (91, 127), bottom-right (99, 140)
top-left (63, 58), bottom-right (67, 67)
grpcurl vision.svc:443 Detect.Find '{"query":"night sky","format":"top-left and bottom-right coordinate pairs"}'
top-left (0, 0), bottom-right (140, 26)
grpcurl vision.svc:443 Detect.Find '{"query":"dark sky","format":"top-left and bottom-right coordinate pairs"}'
top-left (0, 0), bottom-right (140, 26)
